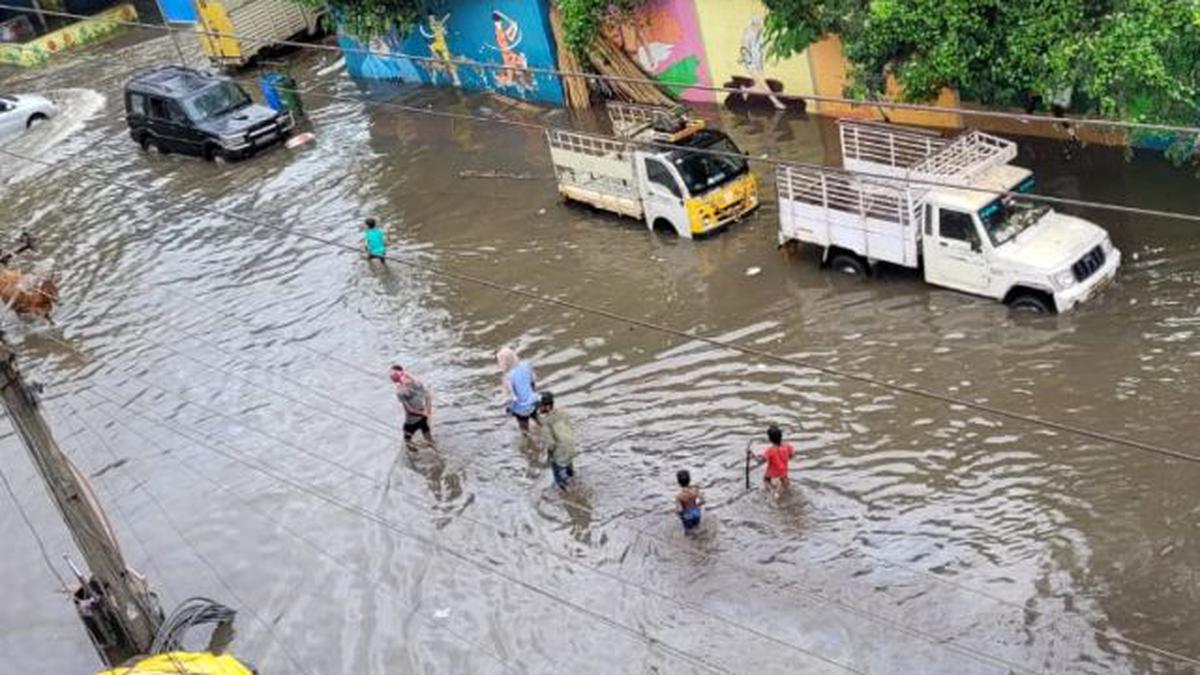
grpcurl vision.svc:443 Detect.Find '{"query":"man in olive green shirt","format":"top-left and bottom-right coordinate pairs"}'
top-left (538, 392), bottom-right (578, 490)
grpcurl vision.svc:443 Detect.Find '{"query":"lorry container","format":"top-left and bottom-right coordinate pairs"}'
top-left (193, 0), bottom-right (320, 69)
top-left (777, 120), bottom-right (1120, 313)
top-left (546, 103), bottom-right (759, 239)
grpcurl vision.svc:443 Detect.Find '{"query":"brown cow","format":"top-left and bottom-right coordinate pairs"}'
top-left (0, 268), bottom-right (59, 322)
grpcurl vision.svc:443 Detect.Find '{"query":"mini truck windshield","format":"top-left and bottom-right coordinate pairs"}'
top-left (977, 174), bottom-right (1042, 246)
top-left (669, 131), bottom-right (749, 196)
top-left (183, 81), bottom-right (251, 122)
top-left (978, 197), bottom-right (1048, 246)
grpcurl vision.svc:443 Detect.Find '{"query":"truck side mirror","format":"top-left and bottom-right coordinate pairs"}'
top-left (970, 239), bottom-right (982, 253)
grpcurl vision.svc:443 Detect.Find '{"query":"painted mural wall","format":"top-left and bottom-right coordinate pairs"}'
top-left (692, 0), bottom-right (811, 113)
top-left (604, 0), bottom-right (713, 104)
top-left (340, 0), bottom-right (564, 106)
top-left (0, 3), bottom-right (135, 67)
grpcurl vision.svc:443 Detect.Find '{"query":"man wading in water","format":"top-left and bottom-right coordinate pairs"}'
top-left (391, 365), bottom-right (433, 450)
top-left (496, 346), bottom-right (540, 437)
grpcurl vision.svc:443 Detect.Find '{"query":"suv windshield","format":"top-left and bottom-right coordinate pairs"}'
top-left (182, 81), bottom-right (251, 122)
top-left (978, 197), bottom-right (1048, 246)
top-left (669, 132), bottom-right (749, 196)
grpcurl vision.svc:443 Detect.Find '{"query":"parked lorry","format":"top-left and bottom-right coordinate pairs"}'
top-left (777, 120), bottom-right (1120, 313)
top-left (193, 0), bottom-right (321, 69)
top-left (546, 103), bottom-right (759, 239)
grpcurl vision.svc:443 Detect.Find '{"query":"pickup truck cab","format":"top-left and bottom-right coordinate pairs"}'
top-left (778, 121), bottom-right (1119, 313)
top-left (547, 103), bottom-right (758, 238)
top-left (124, 66), bottom-right (293, 161)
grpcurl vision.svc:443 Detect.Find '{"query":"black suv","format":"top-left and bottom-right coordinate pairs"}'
top-left (125, 66), bottom-right (294, 161)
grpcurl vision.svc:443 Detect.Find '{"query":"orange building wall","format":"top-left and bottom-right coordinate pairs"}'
top-left (807, 35), bottom-right (963, 129)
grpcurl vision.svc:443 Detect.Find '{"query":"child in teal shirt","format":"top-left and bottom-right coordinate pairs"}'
top-left (363, 218), bottom-right (386, 265)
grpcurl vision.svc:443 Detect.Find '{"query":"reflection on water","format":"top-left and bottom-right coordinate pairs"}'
top-left (1, 32), bottom-right (1199, 675)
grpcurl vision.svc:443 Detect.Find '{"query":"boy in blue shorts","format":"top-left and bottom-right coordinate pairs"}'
top-left (675, 469), bottom-right (704, 531)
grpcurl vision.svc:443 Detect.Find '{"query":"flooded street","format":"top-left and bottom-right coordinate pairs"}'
top-left (2, 32), bottom-right (1200, 674)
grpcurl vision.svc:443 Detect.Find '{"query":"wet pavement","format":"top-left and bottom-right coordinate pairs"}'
top-left (1, 31), bottom-right (1199, 675)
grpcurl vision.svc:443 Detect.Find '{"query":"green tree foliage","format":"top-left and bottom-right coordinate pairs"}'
top-left (555, 0), bottom-right (648, 54)
top-left (762, 0), bottom-right (1200, 124)
top-left (298, 0), bottom-right (648, 53)
top-left (292, 0), bottom-right (422, 41)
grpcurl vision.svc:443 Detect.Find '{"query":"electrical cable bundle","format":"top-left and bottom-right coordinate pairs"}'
top-left (150, 597), bottom-right (237, 655)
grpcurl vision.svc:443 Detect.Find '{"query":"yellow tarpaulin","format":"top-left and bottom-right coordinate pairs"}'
top-left (97, 652), bottom-right (254, 675)
top-left (195, 0), bottom-right (241, 61)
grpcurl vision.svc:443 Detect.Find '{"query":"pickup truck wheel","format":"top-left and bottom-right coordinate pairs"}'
top-left (1009, 294), bottom-right (1052, 314)
top-left (828, 253), bottom-right (868, 277)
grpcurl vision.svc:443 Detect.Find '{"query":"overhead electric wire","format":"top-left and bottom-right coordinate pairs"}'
top-left (73, 386), bottom-right (569, 675)
top-left (3, 32), bottom-right (1197, 668)
top-left (66, 327), bottom-right (1065, 675)
top-left (5, 2), bottom-right (1200, 137)
top-left (46, 399), bottom-right (175, 605)
top-left (3, 113), bottom-right (1197, 665)
top-left (3, 140), bottom-right (1196, 467)
top-left (0, 455), bottom-right (69, 591)
top-left (137, 283), bottom-right (1200, 670)
top-left (5, 50), bottom-right (1200, 227)
top-left (60, 395), bottom-right (317, 675)
top-left (74, 381), bottom-right (743, 675)
top-left (104, 294), bottom-right (1200, 671)
top-left (81, 371), bottom-right (1053, 675)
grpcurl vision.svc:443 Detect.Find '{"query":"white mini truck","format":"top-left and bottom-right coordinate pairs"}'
top-left (777, 120), bottom-right (1120, 313)
top-left (546, 103), bottom-right (759, 239)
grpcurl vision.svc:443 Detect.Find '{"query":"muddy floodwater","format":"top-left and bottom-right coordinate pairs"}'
top-left (2, 34), bottom-right (1199, 675)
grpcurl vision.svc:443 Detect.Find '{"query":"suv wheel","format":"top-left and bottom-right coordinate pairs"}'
top-left (26, 113), bottom-right (47, 129)
top-left (141, 136), bottom-right (167, 155)
top-left (204, 145), bottom-right (226, 163)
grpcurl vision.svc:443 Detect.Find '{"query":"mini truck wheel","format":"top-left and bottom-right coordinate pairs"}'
top-left (827, 252), bottom-right (868, 277)
top-left (1008, 292), bottom-right (1053, 314)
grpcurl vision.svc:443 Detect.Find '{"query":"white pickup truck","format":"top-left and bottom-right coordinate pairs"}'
top-left (777, 120), bottom-right (1120, 313)
top-left (546, 103), bottom-right (759, 238)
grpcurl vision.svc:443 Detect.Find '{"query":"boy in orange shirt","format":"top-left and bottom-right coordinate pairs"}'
top-left (749, 425), bottom-right (795, 498)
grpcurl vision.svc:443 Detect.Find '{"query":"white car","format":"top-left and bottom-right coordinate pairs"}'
top-left (0, 94), bottom-right (58, 143)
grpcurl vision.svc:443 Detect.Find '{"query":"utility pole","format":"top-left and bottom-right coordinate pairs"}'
top-left (0, 335), bottom-right (162, 667)
top-left (153, 0), bottom-right (189, 67)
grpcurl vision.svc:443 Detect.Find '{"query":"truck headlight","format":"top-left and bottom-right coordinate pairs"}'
top-left (1054, 269), bottom-right (1077, 290)
top-left (220, 133), bottom-right (245, 148)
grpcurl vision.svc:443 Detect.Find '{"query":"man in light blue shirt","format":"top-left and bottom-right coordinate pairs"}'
top-left (497, 346), bottom-right (539, 433)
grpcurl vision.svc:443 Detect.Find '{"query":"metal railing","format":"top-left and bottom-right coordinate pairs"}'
top-left (909, 130), bottom-right (1018, 184)
top-left (777, 164), bottom-right (922, 230)
top-left (839, 121), bottom-right (947, 170)
top-left (546, 129), bottom-right (630, 159)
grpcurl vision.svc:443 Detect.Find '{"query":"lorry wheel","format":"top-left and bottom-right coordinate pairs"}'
top-left (828, 253), bottom-right (868, 277)
top-left (1009, 294), bottom-right (1052, 314)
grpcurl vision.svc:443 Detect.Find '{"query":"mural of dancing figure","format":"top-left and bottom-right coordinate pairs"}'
top-left (724, 14), bottom-right (805, 113)
top-left (358, 35), bottom-right (423, 82)
top-left (488, 9), bottom-right (535, 93)
top-left (419, 13), bottom-right (461, 86)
